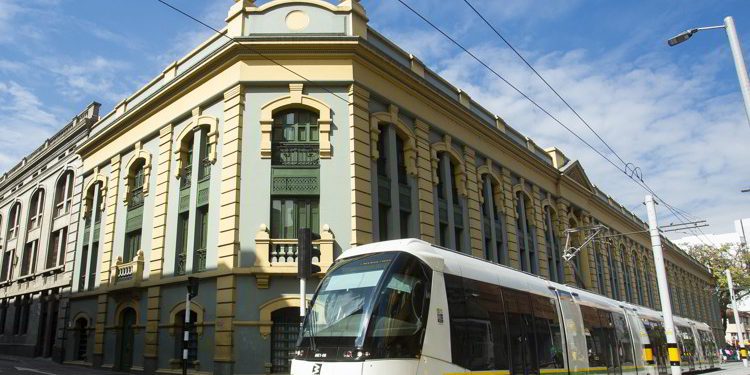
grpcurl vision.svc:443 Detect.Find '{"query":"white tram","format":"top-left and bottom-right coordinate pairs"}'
top-left (291, 239), bottom-right (720, 375)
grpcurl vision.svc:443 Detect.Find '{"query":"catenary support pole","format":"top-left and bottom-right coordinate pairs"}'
top-left (725, 16), bottom-right (750, 129)
top-left (726, 269), bottom-right (748, 367)
top-left (183, 292), bottom-right (190, 375)
top-left (645, 195), bottom-right (682, 375)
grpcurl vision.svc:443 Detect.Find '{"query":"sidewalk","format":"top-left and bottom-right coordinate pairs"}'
top-left (717, 362), bottom-right (750, 374)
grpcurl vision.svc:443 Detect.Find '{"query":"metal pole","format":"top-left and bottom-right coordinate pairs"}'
top-left (726, 269), bottom-right (748, 367)
top-left (645, 195), bottom-right (682, 375)
top-left (300, 277), bottom-right (306, 328)
top-left (725, 16), bottom-right (750, 128)
top-left (183, 292), bottom-right (190, 375)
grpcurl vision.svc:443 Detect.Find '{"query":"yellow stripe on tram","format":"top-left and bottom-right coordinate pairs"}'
top-left (540, 369), bottom-right (569, 374)
top-left (444, 371), bottom-right (511, 375)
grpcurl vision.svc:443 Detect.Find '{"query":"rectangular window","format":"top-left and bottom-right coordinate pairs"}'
top-left (175, 212), bottom-right (189, 276)
top-left (193, 206), bottom-right (208, 272)
top-left (20, 296), bottom-right (31, 335)
top-left (78, 245), bottom-right (88, 291)
top-left (530, 294), bottom-right (565, 369)
top-left (46, 227), bottom-right (68, 269)
top-left (88, 242), bottom-right (98, 291)
top-left (20, 240), bottom-right (38, 276)
top-left (0, 250), bottom-right (12, 281)
top-left (580, 305), bottom-right (619, 371)
top-left (123, 229), bottom-right (141, 263)
top-left (446, 275), bottom-right (510, 371)
top-left (0, 301), bottom-right (7, 334)
top-left (503, 288), bottom-right (538, 374)
top-left (270, 197), bottom-right (319, 238)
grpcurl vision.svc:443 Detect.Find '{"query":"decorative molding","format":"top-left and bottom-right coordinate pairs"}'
top-left (257, 295), bottom-right (310, 339)
top-left (121, 148), bottom-right (152, 204)
top-left (430, 134), bottom-right (467, 197)
top-left (369, 104), bottom-right (417, 176)
top-left (259, 83), bottom-right (333, 159)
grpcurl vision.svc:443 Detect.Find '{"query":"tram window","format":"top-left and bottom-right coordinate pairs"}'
top-left (612, 312), bottom-right (635, 368)
top-left (580, 305), bottom-right (618, 370)
top-left (642, 319), bottom-right (669, 375)
top-left (503, 288), bottom-right (538, 374)
top-left (531, 295), bottom-right (564, 369)
top-left (445, 275), bottom-right (510, 371)
top-left (677, 326), bottom-right (696, 367)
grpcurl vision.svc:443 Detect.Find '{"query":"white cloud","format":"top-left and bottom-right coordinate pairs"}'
top-left (418, 40), bottom-right (749, 236)
top-left (0, 81), bottom-right (60, 172)
top-left (35, 55), bottom-right (132, 103)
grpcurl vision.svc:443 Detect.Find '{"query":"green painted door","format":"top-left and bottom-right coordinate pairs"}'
top-left (119, 308), bottom-right (136, 371)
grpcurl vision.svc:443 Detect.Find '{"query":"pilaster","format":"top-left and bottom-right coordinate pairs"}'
top-left (463, 147), bottom-right (483, 257)
top-left (501, 168), bottom-right (519, 269)
top-left (214, 275), bottom-right (236, 367)
top-left (93, 293), bottom-right (108, 365)
top-left (218, 84), bottom-right (244, 269)
top-left (414, 119), bottom-right (435, 243)
top-left (144, 286), bottom-right (161, 371)
top-left (149, 125), bottom-right (173, 280)
top-left (556, 199), bottom-right (573, 285)
top-left (531, 186), bottom-right (548, 278)
top-left (348, 84), bottom-right (373, 245)
top-left (100, 155), bottom-right (121, 286)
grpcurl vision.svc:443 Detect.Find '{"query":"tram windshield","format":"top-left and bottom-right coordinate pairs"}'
top-left (296, 251), bottom-right (432, 361)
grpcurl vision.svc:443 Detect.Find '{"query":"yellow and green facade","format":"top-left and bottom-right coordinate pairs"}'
top-left (55, 1), bottom-right (722, 374)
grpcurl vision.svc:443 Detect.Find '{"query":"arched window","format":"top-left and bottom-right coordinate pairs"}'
top-left (74, 317), bottom-right (89, 361)
top-left (373, 123), bottom-right (415, 241)
top-left (80, 181), bottom-right (104, 291)
top-left (435, 153), bottom-right (466, 252)
top-left (7, 202), bottom-right (21, 239)
top-left (123, 160), bottom-right (145, 263)
top-left (270, 110), bottom-right (320, 246)
top-left (270, 307), bottom-right (301, 374)
top-left (480, 173), bottom-right (506, 264)
top-left (606, 243), bottom-right (620, 300)
top-left (54, 170), bottom-right (74, 217)
top-left (27, 189), bottom-right (44, 230)
top-left (516, 191), bottom-right (537, 274)
top-left (644, 255), bottom-right (655, 307)
top-left (594, 241), bottom-right (606, 294)
top-left (543, 205), bottom-right (563, 283)
top-left (621, 245), bottom-right (633, 303)
top-left (632, 252), bottom-right (644, 305)
top-left (173, 310), bottom-right (198, 367)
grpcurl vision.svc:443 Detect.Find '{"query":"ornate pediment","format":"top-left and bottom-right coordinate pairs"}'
top-left (561, 160), bottom-right (593, 192)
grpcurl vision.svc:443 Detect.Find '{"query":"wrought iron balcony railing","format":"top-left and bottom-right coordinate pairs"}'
top-left (271, 142), bottom-right (319, 167)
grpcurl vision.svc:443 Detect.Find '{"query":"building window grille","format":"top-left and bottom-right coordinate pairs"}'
top-left (595, 244), bottom-right (606, 294)
top-left (128, 164), bottom-right (146, 209)
top-left (173, 310), bottom-right (198, 366)
top-left (75, 318), bottom-right (88, 361)
top-left (193, 206), bottom-right (208, 272)
top-left (271, 307), bottom-right (301, 374)
top-left (480, 174), bottom-right (507, 264)
top-left (435, 153), bottom-right (464, 252)
top-left (607, 243), bottom-right (620, 300)
top-left (175, 212), bottom-right (189, 276)
top-left (621, 246), bottom-right (633, 303)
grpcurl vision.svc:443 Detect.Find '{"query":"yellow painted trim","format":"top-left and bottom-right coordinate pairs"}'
top-left (668, 347), bottom-right (681, 362)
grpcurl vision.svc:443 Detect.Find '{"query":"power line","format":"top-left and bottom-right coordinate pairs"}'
top-left (154, 0), bottom-right (351, 106)
top-left (461, 0), bottom-right (629, 168)
top-left (394, 0), bottom-right (708, 239)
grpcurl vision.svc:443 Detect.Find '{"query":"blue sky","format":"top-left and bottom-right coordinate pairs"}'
top-left (0, 0), bottom-right (749, 240)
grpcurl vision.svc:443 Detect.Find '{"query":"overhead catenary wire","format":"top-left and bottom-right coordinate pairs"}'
top-left (395, 0), bottom-right (712, 244)
top-left (157, 0), bottom-right (712, 247)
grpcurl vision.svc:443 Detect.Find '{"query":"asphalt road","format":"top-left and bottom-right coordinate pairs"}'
top-left (0, 356), bottom-right (110, 375)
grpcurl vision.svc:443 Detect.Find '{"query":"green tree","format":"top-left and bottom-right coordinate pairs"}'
top-left (687, 243), bottom-right (750, 331)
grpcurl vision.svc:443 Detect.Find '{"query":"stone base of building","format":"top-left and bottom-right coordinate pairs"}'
top-left (93, 353), bottom-right (104, 368)
top-left (52, 345), bottom-right (65, 363)
top-left (0, 343), bottom-right (36, 357)
top-left (214, 361), bottom-right (234, 375)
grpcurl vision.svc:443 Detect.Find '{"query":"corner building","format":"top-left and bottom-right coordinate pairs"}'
top-left (0, 103), bottom-right (100, 358)
top-left (63, 1), bottom-right (721, 374)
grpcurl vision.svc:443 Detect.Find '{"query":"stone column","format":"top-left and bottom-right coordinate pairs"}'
top-left (149, 125), bottom-right (174, 280)
top-left (348, 84), bottom-right (373, 245)
top-left (463, 147), bottom-right (483, 257)
top-left (414, 119), bottom-right (435, 243)
top-left (143, 286), bottom-right (160, 374)
top-left (100, 155), bottom-right (121, 286)
top-left (218, 84), bottom-right (244, 269)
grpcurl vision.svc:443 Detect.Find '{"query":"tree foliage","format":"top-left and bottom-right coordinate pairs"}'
top-left (687, 243), bottom-right (750, 328)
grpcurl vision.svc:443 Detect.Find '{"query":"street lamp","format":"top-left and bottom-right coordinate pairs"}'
top-left (668, 17), bottom-right (750, 129)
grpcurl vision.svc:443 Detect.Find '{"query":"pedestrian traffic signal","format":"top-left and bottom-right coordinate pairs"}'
top-left (298, 228), bottom-right (321, 279)
top-left (187, 277), bottom-right (199, 299)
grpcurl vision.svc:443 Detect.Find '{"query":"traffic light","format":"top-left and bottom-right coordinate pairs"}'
top-left (187, 277), bottom-right (199, 299)
top-left (298, 228), bottom-right (321, 279)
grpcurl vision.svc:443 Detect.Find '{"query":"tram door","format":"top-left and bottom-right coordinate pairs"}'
top-left (502, 288), bottom-right (538, 375)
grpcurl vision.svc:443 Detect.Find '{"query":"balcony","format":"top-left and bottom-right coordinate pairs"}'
top-left (252, 224), bottom-right (335, 288)
top-left (271, 142), bottom-right (319, 167)
top-left (110, 250), bottom-right (144, 289)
